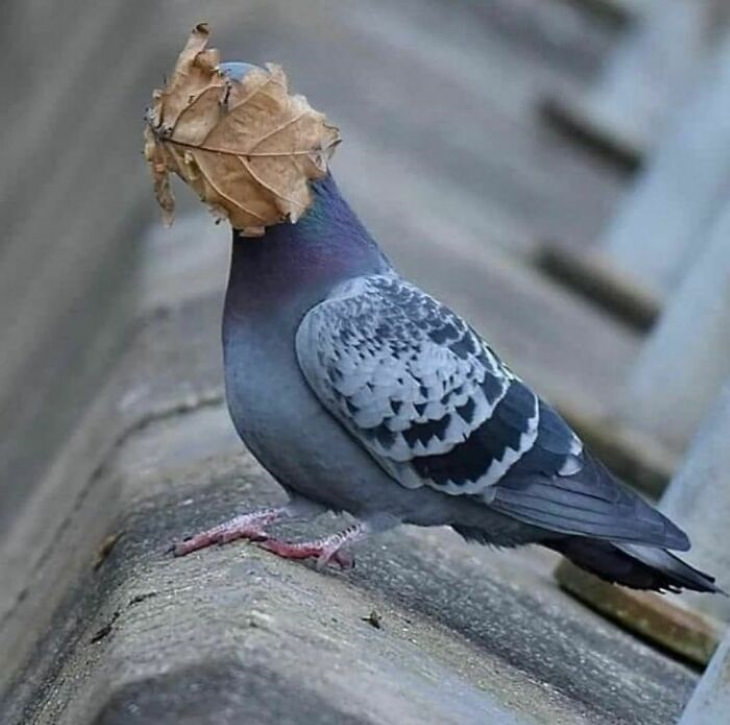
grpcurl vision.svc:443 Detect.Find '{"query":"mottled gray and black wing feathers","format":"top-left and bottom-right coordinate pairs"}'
top-left (296, 274), bottom-right (688, 551)
top-left (296, 274), bottom-right (537, 491)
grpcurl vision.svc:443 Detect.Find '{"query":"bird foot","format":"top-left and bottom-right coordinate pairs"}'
top-left (170, 507), bottom-right (285, 557)
top-left (258, 523), bottom-right (369, 570)
top-left (259, 538), bottom-right (354, 569)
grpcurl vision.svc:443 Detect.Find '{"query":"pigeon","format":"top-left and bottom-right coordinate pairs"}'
top-left (173, 62), bottom-right (718, 593)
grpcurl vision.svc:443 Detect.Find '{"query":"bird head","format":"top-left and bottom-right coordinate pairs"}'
top-left (144, 25), bottom-right (340, 235)
top-left (218, 61), bottom-right (260, 83)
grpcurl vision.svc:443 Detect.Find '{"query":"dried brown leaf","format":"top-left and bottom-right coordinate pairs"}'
top-left (144, 23), bottom-right (341, 235)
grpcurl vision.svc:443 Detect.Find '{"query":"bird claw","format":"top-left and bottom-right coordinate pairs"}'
top-left (258, 538), bottom-right (354, 569)
top-left (171, 527), bottom-right (268, 557)
top-left (170, 508), bottom-right (284, 557)
top-left (322, 549), bottom-right (355, 570)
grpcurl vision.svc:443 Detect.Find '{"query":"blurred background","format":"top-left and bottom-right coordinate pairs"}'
top-left (3, 0), bottom-right (730, 719)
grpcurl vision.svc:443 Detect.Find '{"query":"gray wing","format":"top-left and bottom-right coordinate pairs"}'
top-left (296, 274), bottom-right (688, 550)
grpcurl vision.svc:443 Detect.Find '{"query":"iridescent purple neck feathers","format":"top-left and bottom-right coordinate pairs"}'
top-left (224, 174), bottom-right (390, 319)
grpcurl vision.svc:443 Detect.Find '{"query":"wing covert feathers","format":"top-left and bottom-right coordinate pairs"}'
top-left (296, 274), bottom-right (688, 550)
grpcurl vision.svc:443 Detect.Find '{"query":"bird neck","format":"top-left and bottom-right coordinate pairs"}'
top-left (224, 174), bottom-right (390, 321)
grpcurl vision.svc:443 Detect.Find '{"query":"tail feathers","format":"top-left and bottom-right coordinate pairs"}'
top-left (550, 538), bottom-right (721, 593)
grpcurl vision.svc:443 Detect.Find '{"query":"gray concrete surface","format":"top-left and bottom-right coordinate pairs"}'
top-left (546, 0), bottom-right (711, 161)
top-left (660, 381), bottom-right (730, 622)
top-left (616, 200), bottom-right (730, 451)
top-left (597, 25), bottom-right (730, 300)
top-left (0, 0), bottom-right (163, 530)
top-left (679, 624), bottom-right (730, 724)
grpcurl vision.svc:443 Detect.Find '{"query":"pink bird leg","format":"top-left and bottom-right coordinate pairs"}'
top-left (171, 507), bottom-right (286, 557)
top-left (259, 522), bottom-right (370, 569)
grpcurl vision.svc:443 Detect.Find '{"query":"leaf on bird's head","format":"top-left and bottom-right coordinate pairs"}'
top-left (144, 23), bottom-right (341, 236)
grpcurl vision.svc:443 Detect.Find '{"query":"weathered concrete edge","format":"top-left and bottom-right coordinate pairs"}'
top-left (555, 560), bottom-right (722, 667)
top-left (0, 294), bottom-right (224, 696)
top-left (533, 243), bottom-right (661, 332)
top-left (3, 405), bottom-right (694, 725)
top-left (551, 0), bottom-right (635, 27)
top-left (538, 94), bottom-right (643, 174)
top-left (5, 440), bottom-right (586, 725)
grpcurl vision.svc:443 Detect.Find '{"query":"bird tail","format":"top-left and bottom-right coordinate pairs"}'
top-left (549, 537), bottom-right (721, 593)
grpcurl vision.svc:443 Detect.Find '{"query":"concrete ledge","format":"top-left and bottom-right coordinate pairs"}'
top-left (533, 243), bottom-right (661, 332)
top-left (539, 94), bottom-right (643, 174)
top-left (4, 442), bottom-right (699, 724)
top-left (551, 0), bottom-right (637, 27)
top-left (555, 560), bottom-right (723, 667)
top-left (7, 457), bottom-right (586, 725)
top-left (0, 292), bottom-right (225, 699)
